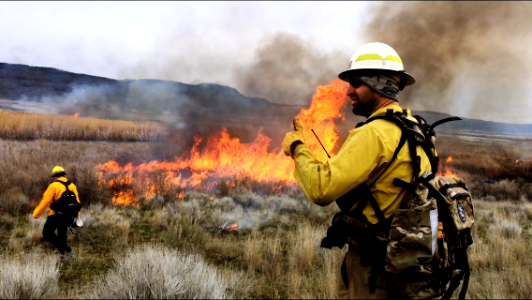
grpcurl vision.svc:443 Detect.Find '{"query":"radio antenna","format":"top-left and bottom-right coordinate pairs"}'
top-left (311, 129), bottom-right (331, 159)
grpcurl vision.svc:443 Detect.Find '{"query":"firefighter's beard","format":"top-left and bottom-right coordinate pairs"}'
top-left (351, 90), bottom-right (377, 118)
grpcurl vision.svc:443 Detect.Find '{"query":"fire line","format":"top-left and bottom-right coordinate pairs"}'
top-left (97, 79), bottom-right (349, 205)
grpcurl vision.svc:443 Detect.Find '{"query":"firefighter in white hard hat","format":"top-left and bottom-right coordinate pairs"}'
top-left (33, 166), bottom-right (81, 255)
top-left (283, 42), bottom-right (432, 299)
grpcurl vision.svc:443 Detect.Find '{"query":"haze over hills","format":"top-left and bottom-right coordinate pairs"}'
top-left (0, 62), bottom-right (531, 141)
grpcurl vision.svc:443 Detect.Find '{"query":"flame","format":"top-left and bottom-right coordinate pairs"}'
top-left (177, 192), bottom-right (184, 199)
top-left (72, 112), bottom-right (80, 118)
top-left (113, 190), bottom-right (135, 206)
top-left (296, 79), bottom-right (349, 162)
top-left (229, 222), bottom-right (238, 231)
top-left (96, 79), bottom-right (348, 205)
top-left (436, 156), bottom-right (457, 177)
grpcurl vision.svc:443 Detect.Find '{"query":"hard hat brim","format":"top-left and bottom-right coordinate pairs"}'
top-left (338, 69), bottom-right (416, 87)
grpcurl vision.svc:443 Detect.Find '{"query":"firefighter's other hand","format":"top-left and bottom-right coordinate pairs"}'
top-left (283, 119), bottom-right (305, 157)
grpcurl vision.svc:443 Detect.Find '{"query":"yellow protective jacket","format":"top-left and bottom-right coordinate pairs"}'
top-left (33, 177), bottom-right (80, 218)
top-left (293, 105), bottom-right (432, 224)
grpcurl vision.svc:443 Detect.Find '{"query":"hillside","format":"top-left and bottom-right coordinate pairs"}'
top-left (0, 62), bottom-right (530, 138)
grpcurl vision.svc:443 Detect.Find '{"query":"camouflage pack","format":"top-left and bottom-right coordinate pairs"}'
top-left (386, 174), bottom-right (474, 299)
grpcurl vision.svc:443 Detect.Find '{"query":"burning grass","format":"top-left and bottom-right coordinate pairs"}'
top-left (0, 109), bottom-right (162, 141)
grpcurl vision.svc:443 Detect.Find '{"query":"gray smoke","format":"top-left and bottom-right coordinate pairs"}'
top-left (116, 32), bottom-right (347, 106)
top-left (233, 32), bottom-right (346, 105)
top-left (363, 2), bottom-right (532, 122)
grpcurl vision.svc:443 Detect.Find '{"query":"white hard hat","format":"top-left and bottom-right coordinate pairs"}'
top-left (338, 42), bottom-right (415, 88)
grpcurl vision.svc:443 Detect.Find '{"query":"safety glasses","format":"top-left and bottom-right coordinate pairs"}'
top-left (349, 78), bottom-right (364, 89)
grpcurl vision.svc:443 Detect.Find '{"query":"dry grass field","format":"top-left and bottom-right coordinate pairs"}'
top-left (0, 131), bottom-right (531, 298)
top-left (0, 110), bottom-right (162, 141)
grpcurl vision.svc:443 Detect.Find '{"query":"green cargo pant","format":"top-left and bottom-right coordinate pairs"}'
top-left (336, 248), bottom-right (395, 299)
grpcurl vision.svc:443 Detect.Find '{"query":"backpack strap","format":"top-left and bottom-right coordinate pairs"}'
top-left (346, 109), bottom-right (408, 224)
top-left (351, 131), bottom-right (407, 224)
top-left (52, 180), bottom-right (72, 205)
top-left (56, 180), bottom-right (72, 191)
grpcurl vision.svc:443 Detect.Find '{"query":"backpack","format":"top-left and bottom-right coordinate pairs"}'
top-left (50, 180), bottom-right (82, 223)
top-left (321, 109), bottom-right (474, 299)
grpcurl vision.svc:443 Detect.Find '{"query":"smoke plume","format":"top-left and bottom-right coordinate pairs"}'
top-left (363, 2), bottom-right (532, 122)
top-left (233, 32), bottom-right (346, 105)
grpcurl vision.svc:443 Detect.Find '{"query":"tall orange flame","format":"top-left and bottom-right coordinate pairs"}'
top-left (97, 79), bottom-right (348, 205)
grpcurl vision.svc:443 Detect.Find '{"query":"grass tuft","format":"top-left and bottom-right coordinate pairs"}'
top-left (0, 251), bottom-right (60, 299)
top-left (86, 244), bottom-right (228, 299)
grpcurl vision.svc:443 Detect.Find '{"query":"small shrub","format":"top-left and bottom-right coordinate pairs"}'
top-left (164, 213), bottom-right (208, 249)
top-left (8, 227), bottom-right (27, 253)
top-left (229, 188), bottom-right (263, 210)
top-left (489, 219), bottom-right (522, 239)
top-left (144, 208), bottom-right (171, 229)
top-left (139, 194), bottom-right (167, 211)
top-left (167, 199), bottom-right (203, 224)
top-left (116, 219), bottom-right (131, 247)
top-left (88, 245), bottom-right (227, 299)
top-left (97, 207), bottom-right (124, 227)
top-left (87, 206), bottom-right (131, 247)
top-left (0, 187), bottom-right (30, 216)
top-left (0, 213), bottom-right (16, 231)
top-left (267, 195), bottom-right (302, 214)
top-left (0, 252), bottom-right (60, 299)
top-left (210, 196), bottom-right (237, 212)
top-left (26, 214), bottom-right (46, 244)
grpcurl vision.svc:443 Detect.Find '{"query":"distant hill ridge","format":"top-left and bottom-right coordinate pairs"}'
top-left (0, 62), bottom-right (530, 137)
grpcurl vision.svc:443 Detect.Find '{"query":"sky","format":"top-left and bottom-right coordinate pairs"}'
top-left (0, 2), bottom-right (367, 81)
top-left (1, 1), bottom-right (531, 123)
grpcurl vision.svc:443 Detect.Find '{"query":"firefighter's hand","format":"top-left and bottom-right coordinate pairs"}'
top-left (283, 119), bottom-right (305, 158)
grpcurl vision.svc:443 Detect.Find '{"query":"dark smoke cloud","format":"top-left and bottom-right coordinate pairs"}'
top-left (233, 32), bottom-right (346, 105)
top-left (117, 31), bottom-right (347, 106)
top-left (363, 2), bottom-right (532, 122)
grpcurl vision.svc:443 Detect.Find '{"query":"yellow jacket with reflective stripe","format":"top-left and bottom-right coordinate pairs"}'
top-left (33, 177), bottom-right (81, 218)
top-left (293, 105), bottom-right (432, 224)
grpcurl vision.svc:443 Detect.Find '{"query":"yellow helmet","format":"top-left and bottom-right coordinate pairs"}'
top-left (338, 42), bottom-right (415, 88)
top-left (51, 166), bottom-right (66, 177)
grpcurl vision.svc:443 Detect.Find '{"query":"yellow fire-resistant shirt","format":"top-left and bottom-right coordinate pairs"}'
top-left (293, 105), bottom-right (432, 224)
top-left (33, 177), bottom-right (81, 218)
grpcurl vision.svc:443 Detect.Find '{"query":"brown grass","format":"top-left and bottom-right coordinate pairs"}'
top-left (0, 110), bottom-right (162, 141)
top-left (466, 201), bottom-right (532, 298)
top-left (0, 129), bottom-right (530, 298)
top-left (437, 135), bottom-right (532, 201)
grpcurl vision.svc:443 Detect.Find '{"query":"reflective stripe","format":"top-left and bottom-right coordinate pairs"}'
top-left (354, 53), bottom-right (385, 62)
top-left (354, 54), bottom-right (403, 66)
